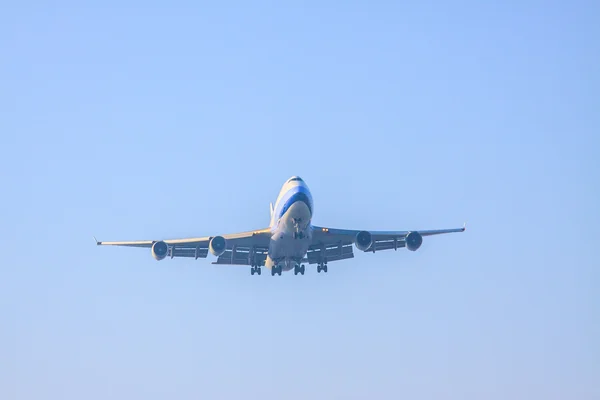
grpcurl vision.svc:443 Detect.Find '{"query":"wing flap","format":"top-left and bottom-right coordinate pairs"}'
top-left (169, 247), bottom-right (209, 259)
top-left (306, 242), bottom-right (355, 264)
top-left (211, 247), bottom-right (269, 266)
top-left (366, 239), bottom-right (407, 252)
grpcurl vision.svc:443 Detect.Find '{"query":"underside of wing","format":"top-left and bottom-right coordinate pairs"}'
top-left (309, 223), bottom-right (465, 262)
top-left (95, 228), bottom-right (272, 262)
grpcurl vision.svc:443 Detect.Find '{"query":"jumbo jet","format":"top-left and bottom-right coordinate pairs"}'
top-left (96, 176), bottom-right (465, 276)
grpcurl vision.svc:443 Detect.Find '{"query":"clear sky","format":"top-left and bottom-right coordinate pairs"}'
top-left (1, 1), bottom-right (598, 399)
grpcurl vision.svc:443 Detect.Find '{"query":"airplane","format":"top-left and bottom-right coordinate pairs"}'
top-left (95, 176), bottom-right (465, 276)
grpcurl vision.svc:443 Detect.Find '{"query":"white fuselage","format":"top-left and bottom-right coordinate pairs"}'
top-left (265, 177), bottom-right (314, 271)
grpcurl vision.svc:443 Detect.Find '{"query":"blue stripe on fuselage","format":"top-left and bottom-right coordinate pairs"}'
top-left (272, 185), bottom-right (313, 221)
top-left (281, 191), bottom-right (312, 217)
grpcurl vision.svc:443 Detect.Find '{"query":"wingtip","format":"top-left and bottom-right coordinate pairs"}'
top-left (462, 222), bottom-right (467, 231)
top-left (93, 236), bottom-right (100, 245)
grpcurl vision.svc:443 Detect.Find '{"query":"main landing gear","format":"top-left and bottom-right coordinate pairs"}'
top-left (271, 265), bottom-right (283, 276)
top-left (292, 232), bottom-right (305, 239)
top-left (294, 264), bottom-right (306, 275)
top-left (267, 264), bottom-right (304, 276)
top-left (317, 262), bottom-right (328, 273)
top-left (250, 265), bottom-right (261, 275)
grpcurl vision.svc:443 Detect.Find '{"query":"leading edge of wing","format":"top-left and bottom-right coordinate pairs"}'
top-left (94, 237), bottom-right (209, 248)
top-left (418, 222), bottom-right (466, 236)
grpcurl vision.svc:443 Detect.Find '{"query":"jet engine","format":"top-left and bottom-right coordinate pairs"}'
top-left (209, 236), bottom-right (227, 257)
top-left (151, 240), bottom-right (169, 260)
top-left (354, 230), bottom-right (373, 251)
top-left (405, 231), bottom-right (423, 251)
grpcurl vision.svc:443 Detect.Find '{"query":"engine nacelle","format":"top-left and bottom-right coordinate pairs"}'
top-left (405, 231), bottom-right (423, 251)
top-left (209, 236), bottom-right (227, 257)
top-left (354, 230), bottom-right (373, 251)
top-left (151, 240), bottom-right (169, 260)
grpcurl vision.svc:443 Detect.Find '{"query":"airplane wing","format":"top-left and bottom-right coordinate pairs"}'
top-left (307, 223), bottom-right (466, 264)
top-left (95, 228), bottom-right (273, 264)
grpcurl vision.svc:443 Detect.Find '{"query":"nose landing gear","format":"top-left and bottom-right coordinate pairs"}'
top-left (292, 232), bottom-right (305, 239)
top-left (292, 218), bottom-right (305, 240)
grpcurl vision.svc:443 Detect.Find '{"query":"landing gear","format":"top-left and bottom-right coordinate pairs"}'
top-left (271, 265), bottom-right (282, 276)
top-left (292, 218), bottom-right (305, 240)
top-left (294, 264), bottom-right (306, 275)
top-left (250, 266), bottom-right (261, 275)
top-left (317, 262), bottom-right (328, 273)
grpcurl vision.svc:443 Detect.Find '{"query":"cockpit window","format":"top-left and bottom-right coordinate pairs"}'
top-left (288, 177), bottom-right (303, 182)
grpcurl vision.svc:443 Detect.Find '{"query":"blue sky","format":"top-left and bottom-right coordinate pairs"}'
top-left (1, 1), bottom-right (598, 399)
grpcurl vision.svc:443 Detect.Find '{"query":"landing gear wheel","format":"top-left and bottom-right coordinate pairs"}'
top-left (257, 267), bottom-right (261, 275)
top-left (301, 264), bottom-right (305, 274)
top-left (317, 263), bottom-right (328, 273)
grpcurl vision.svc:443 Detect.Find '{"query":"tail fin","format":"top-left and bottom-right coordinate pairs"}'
top-left (269, 202), bottom-right (275, 226)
